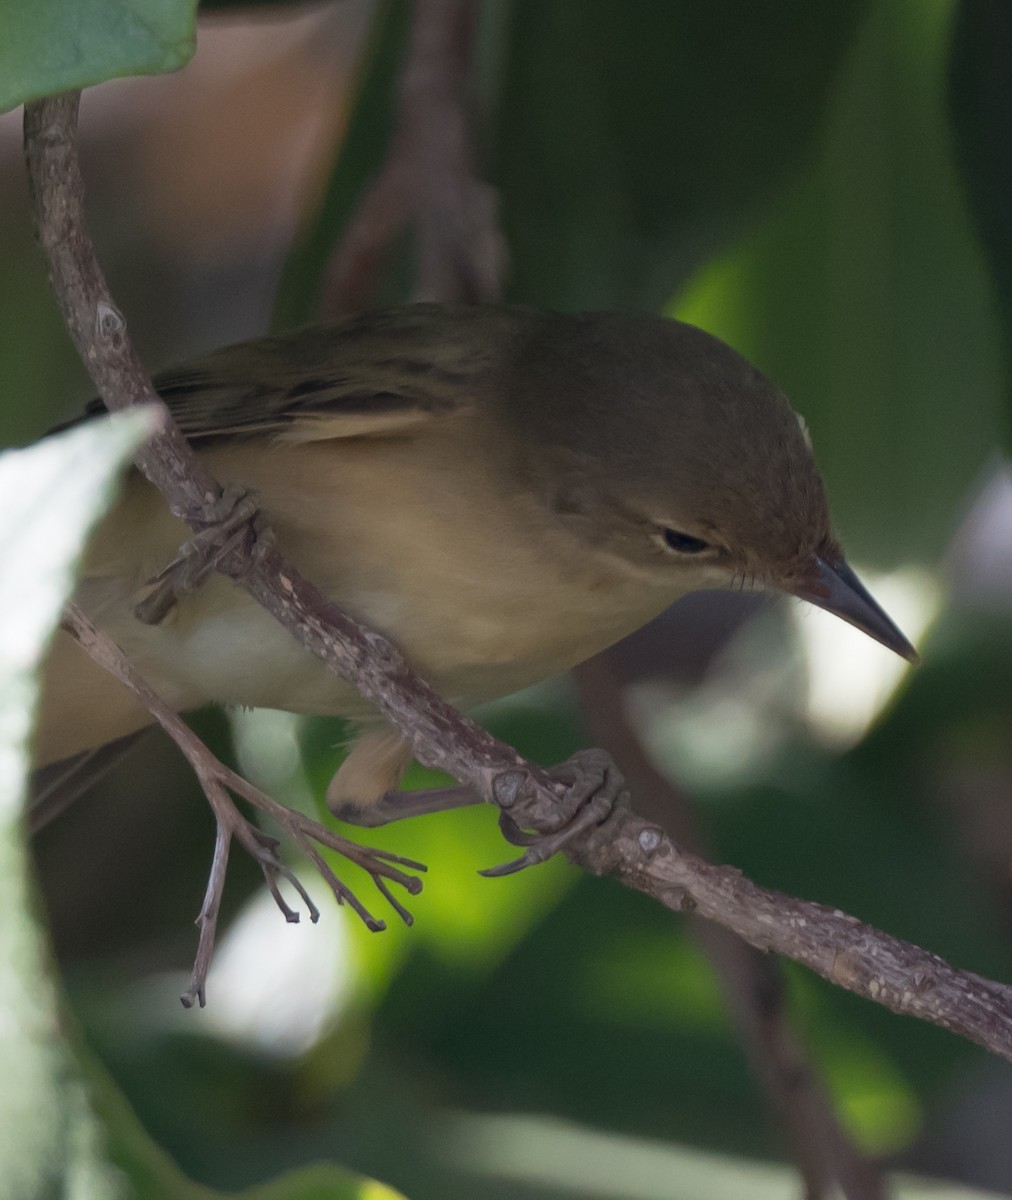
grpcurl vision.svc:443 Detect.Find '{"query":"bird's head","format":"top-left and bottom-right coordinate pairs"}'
top-left (501, 310), bottom-right (917, 662)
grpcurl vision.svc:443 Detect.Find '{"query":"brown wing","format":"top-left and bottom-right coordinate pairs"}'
top-left (57, 304), bottom-right (523, 444)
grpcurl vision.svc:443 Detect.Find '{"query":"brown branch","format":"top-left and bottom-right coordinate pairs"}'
top-left (322, 0), bottom-right (504, 316)
top-left (576, 657), bottom-right (884, 1200)
top-left (23, 93), bottom-right (1012, 1064)
top-left (23, 99), bottom-right (224, 526)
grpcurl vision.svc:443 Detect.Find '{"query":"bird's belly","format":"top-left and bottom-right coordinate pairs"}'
top-left (135, 565), bottom-right (664, 718)
top-left (46, 437), bottom-right (678, 753)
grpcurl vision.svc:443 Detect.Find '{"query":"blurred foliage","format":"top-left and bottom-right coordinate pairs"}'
top-left (0, 413), bottom-right (153, 1200)
top-left (275, 0), bottom-right (410, 330)
top-left (7, 0), bottom-right (1012, 1198)
top-left (678, 0), bottom-right (1005, 565)
top-left (487, 0), bottom-right (869, 312)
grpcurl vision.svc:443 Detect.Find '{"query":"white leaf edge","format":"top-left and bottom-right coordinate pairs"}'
top-left (0, 408), bottom-right (155, 1198)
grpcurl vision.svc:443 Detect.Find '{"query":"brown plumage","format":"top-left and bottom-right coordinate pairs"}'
top-left (35, 304), bottom-right (913, 816)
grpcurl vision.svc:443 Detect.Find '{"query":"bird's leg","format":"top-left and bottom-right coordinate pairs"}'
top-left (133, 485), bottom-right (271, 624)
top-left (334, 784), bottom-right (482, 828)
top-left (481, 748), bottom-right (629, 877)
top-left (343, 747), bottom-right (629, 875)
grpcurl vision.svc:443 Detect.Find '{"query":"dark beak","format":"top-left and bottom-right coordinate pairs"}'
top-left (792, 556), bottom-right (919, 664)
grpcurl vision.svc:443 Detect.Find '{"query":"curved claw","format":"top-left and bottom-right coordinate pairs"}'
top-left (480, 790), bottom-right (615, 876)
top-left (478, 848), bottom-right (551, 878)
top-left (495, 810), bottom-right (539, 846)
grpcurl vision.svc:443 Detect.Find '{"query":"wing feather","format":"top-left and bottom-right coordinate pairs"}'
top-left (53, 304), bottom-right (525, 444)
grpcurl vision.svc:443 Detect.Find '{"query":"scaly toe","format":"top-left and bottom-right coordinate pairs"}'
top-left (480, 786), bottom-right (615, 876)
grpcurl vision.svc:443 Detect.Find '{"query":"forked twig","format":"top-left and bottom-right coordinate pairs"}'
top-left (61, 602), bottom-right (425, 1007)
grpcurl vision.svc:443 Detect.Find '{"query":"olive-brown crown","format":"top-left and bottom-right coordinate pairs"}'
top-left (496, 310), bottom-right (835, 584)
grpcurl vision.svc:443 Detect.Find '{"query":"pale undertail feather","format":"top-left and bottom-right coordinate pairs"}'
top-left (326, 722), bottom-right (414, 815)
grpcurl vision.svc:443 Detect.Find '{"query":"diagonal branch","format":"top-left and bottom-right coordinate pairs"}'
top-left (22, 92), bottom-right (1012, 1064)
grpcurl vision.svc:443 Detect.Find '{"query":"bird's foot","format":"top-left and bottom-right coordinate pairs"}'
top-left (179, 769), bottom-right (427, 1008)
top-left (334, 784), bottom-right (481, 828)
top-left (481, 748), bottom-right (629, 877)
top-left (133, 485), bottom-right (271, 624)
top-left (335, 749), bottom-right (627, 876)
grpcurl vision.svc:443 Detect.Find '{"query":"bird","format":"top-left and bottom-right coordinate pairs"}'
top-left (32, 303), bottom-right (916, 824)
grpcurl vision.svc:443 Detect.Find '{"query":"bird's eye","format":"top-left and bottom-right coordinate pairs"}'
top-left (662, 528), bottom-right (711, 555)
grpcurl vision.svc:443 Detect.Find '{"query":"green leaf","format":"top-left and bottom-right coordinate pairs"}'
top-left (676, 0), bottom-right (1004, 564)
top-left (0, 413), bottom-right (155, 787)
top-left (0, 0), bottom-right (197, 114)
top-left (91, 1044), bottom-right (407, 1199)
top-left (487, 0), bottom-right (870, 311)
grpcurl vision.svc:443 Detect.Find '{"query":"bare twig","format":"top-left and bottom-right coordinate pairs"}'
top-left (61, 602), bottom-right (424, 1006)
top-left (22, 92), bottom-right (1012, 1061)
top-left (576, 657), bottom-right (884, 1200)
top-left (322, 0), bottom-right (504, 316)
top-left (23, 100), bottom-right (225, 526)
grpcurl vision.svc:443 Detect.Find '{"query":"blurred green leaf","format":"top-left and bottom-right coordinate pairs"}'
top-left (197, 0), bottom-right (303, 8)
top-left (430, 1110), bottom-right (1003, 1199)
top-left (93, 1046), bottom-right (407, 1199)
top-left (0, 414), bottom-right (153, 1198)
top-left (0, 414), bottom-right (155, 794)
top-left (677, 0), bottom-right (1004, 564)
top-left (0, 0), bottom-right (197, 113)
top-left (278, 1), bottom-right (869, 323)
top-left (488, 0), bottom-right (869, 311)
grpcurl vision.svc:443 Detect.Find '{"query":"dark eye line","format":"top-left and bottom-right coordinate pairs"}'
top-left (661, 528), bottom-right (711, 555)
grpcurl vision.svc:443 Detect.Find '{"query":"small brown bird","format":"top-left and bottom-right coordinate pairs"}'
top-left (34, 304), bottom-right (915, 819)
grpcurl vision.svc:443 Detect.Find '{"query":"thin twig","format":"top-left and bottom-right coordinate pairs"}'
top-left (23, 93), bottom-right (1012, 1061)
top-left (323, 0), bottom-right (504, 316)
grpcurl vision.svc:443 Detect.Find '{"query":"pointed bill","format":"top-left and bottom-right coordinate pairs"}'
top-left (793, 556), bottom-right (919, 664)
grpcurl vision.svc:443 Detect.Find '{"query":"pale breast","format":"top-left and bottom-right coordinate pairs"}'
top-left (67, 433), bottom-right (679, 721)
